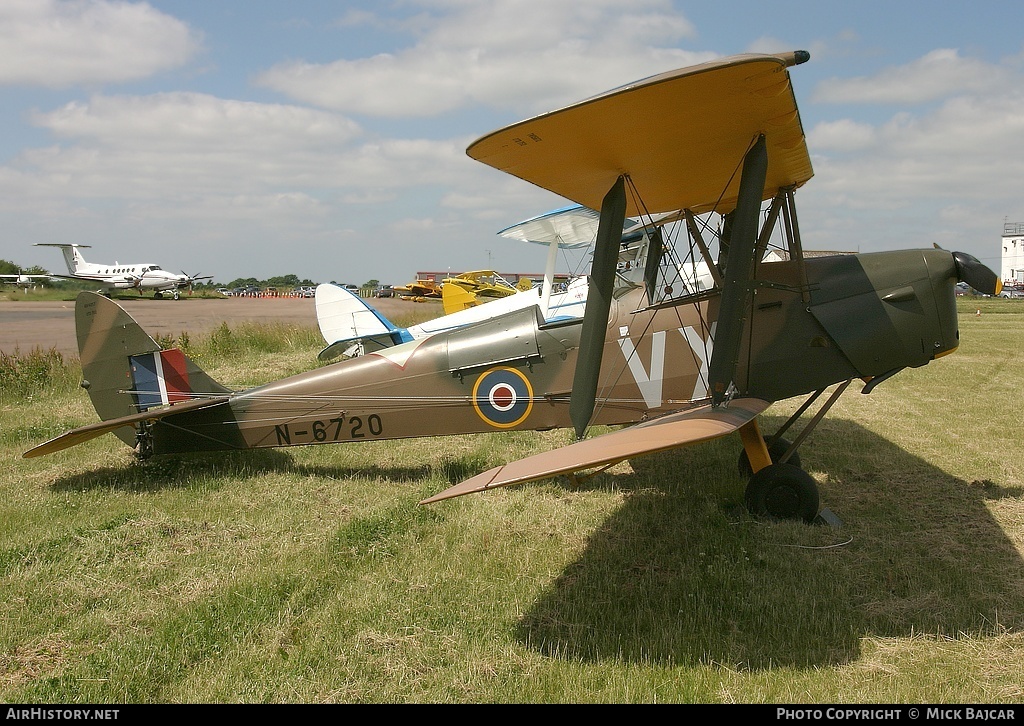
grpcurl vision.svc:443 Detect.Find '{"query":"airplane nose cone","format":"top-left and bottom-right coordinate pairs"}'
top-left (952, 251), bottom-right (1001, 296)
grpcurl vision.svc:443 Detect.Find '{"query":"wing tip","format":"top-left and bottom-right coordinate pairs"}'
top-left (419, 465), bottom-right (506, 505)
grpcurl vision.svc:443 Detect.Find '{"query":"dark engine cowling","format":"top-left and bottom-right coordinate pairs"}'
top-left (742, 248), bottom-right (992, 402)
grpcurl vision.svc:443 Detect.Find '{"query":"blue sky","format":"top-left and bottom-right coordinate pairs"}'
top-left (1, 0), bottom-right (1021, 286)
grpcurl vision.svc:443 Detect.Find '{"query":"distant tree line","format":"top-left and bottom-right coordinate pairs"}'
top-left (0, 259), bottom-right (48, 276)
top-left (221, 276), bottom-right (380, 290)
top-left (222, 274), bottom-right (315, 290)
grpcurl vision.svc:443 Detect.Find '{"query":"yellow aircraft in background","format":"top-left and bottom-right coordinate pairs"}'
top-left (440, 270), bottom-right (527, 313)
top-left (393, 278), bottom-right (442, 301)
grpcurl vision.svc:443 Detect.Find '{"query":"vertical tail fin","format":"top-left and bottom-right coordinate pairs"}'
top-left (441, 283), bottom-right (482, 314)
top-left (75, 291), bottom-right (231, 446)
top-left (33, 243), bottom-right (91, 275)
top-left (314, 283), bottom-right (412, 360)
top-left (68, 245), bottom-right (88, 273)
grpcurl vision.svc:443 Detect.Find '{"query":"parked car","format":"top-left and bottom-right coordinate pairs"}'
top-left (297, 285), bottom-right (315, 298)
top-left (374, 284), bottom-right (394, 298)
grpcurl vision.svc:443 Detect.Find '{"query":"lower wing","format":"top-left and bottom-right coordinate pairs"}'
top-left (420, 397), bottom-right (770, 504)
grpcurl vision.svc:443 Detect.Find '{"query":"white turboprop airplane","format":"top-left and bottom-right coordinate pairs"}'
top-left (0, 271), bottom-right (51, 288)
top-left (35, 243), bottom-right (211, 299)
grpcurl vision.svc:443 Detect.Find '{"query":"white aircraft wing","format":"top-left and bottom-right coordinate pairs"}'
top-left (498, 204), bottom-right (638, 248)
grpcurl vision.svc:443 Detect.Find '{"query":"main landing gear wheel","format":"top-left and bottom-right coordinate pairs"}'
top-left (738, 437), bottom-right (802, 478)
top-left (744, 463), bottom-right (819, 523)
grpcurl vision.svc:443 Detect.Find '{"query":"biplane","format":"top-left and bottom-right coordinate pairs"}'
top-left (23, 51), bottom-right (1001, 524)
top-left (314, 204), bottom-right (620, 360)
top-left (439, 270), bottom-right (522, 314)
top-left (392, 278), bottom-right (442, 300)
top-left (314, 274), bottom-right (590, 361)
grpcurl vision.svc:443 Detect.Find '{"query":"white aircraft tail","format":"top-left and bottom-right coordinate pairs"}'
top-left (314, 283), bottom-right (412, 361)
top-left (35, 243), bottom-right (92, 275)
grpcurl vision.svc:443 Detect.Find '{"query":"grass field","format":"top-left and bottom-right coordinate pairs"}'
top-left (1, 298), bottom-right (1022, 703)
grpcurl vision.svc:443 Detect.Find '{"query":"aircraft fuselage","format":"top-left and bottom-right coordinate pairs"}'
top-left (146, 248), bottom-right (961, 456)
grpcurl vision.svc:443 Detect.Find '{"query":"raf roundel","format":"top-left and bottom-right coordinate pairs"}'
top-left (471, 366), bottom-right (534, 428)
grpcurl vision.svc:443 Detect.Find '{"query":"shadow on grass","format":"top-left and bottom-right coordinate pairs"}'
top-left (45, 446), bottom-right (473, 494)
top-left (514, 416), bottom-right (1024, 670)
top-left (41, 414), bottom-right (1024, 672)
top-left (47, 449), bottom-right (297, 493)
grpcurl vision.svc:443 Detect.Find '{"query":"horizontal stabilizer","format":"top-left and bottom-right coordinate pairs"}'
top-left (22, 396), bottom-right (230, 459)
top-left (317, 333), bottom-right (403, 362)
top-left (420, 397), bottom-right (770, 504)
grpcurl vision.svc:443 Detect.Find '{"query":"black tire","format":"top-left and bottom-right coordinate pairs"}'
top-left (738, 436), bottom-right (802, 477)
top-left (744, 462), bottom-right (819, 523)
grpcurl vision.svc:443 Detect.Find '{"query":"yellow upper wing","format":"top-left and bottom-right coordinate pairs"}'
top-left (467, 51), bottom-right (812, 217)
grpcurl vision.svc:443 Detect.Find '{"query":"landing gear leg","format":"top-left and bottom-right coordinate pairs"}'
top-left (737, 380), bottom-right (853, 523)
top-left (738, 432), bottom-right (802, 477)
top-left (133, 422), bottom-right (154, 460)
